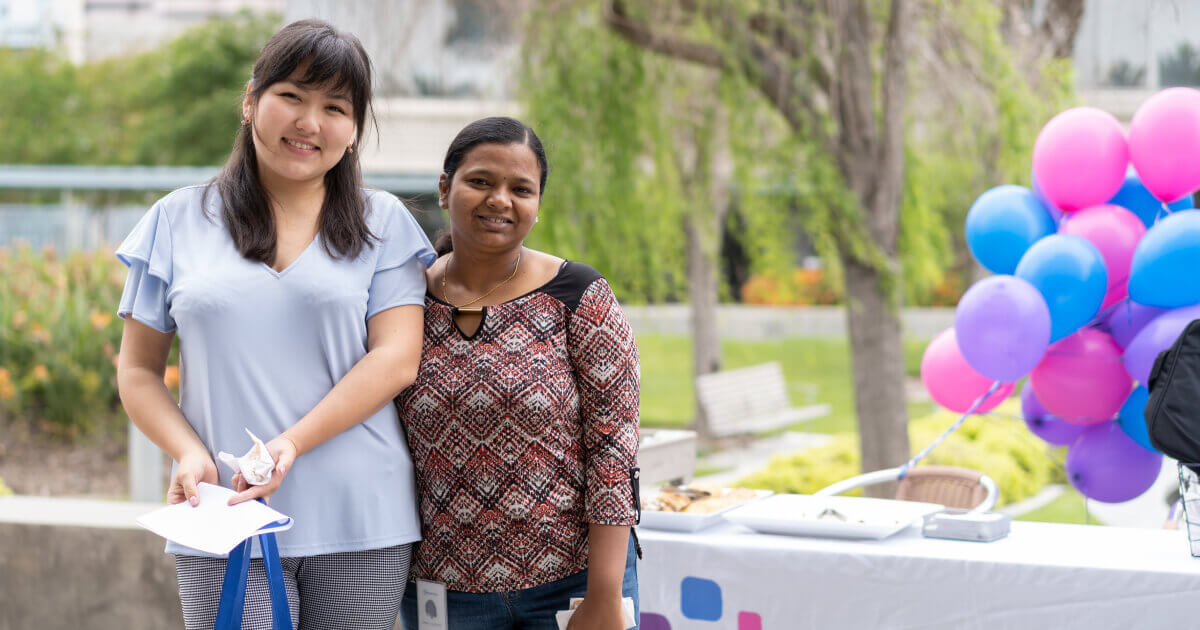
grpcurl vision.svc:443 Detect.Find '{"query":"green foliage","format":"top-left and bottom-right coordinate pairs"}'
top-left (738, 403), bottom-right (1066, 506)
top-left (129, 13), bottom-right (279, 165)
top-left (520, 3), bottom-right (806, 303)
top-left (522, 1), bottom-right (1074, 307)
top-left (0, 49), bottom-right (85, 164)
top-left (0, 245), bottom-right (180, 439)
top-left (0, 475), bottom-right (10, 496)
top-left (520, 4), bottom-right (683, 302)
top-left (900, 0), bottom-right (1076, 304)
top-left (0, 12), bottom-right (277, 167)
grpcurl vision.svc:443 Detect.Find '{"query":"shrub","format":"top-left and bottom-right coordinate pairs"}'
top-left (0, 244), bottom-right (179, 440)
top-left (741, 268), bottom-right (843, 306)
top-left (738, 402), bottom-right (1065, 506)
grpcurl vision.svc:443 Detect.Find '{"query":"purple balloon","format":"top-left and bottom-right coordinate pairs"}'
top-left (1066, 422), bottom-right (1162, 503)
top-left (1104, 300), bottom-right (1166, 349)
top-left (955, 276), bottom-right (1052, 382)
top-left (1021, 383), bottom-right (1088, 446)
top-left (1123, 303), bottom-right (1200, 384)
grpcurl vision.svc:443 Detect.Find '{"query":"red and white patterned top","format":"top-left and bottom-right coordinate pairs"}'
top-left (396, 261), bottom-right (640, 593)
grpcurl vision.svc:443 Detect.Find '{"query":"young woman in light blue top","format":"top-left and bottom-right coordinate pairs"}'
top-left (115, 20), bottom-right (434, 629)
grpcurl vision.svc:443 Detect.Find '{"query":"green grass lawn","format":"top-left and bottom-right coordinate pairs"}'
top-left (638, 334), bottom-right (933, 434)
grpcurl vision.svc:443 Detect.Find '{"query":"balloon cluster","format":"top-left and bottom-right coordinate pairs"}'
top-left (921, 88), bottom-right (1200, 504)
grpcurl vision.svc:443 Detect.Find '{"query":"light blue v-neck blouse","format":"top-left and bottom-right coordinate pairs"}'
top-left (116, 184), bottom-right (436, 557)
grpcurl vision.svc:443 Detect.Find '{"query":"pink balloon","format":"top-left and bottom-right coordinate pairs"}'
top-left (1030, 329), bottom-right (1131, 424)
top-left (1033, 107), bottom-right (1129, 212)
top-left (920, 329), bottom-right (1014, 414)
top-left (1058, 204), bottom-right (1147, 309)
top-left (1129, 88), bottom-right (1200, 203)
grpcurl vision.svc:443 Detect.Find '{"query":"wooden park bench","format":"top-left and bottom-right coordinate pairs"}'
top-left (695, 362), bottom-right (831, 438)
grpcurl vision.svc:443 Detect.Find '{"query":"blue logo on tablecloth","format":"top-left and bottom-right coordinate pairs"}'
top-left (642, 576), bottom-right (762, 628)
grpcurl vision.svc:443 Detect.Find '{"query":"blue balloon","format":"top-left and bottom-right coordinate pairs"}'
top-left (966, 185), bottom-right (1058, 274)
top-left (1107, 173), bottom-right (1195, 229)
top-left (1128, 209), bottom-right (1200, 308)
top-left (1030, 173), bottom-right (1064, 224)
top-left (1015, 234), bottom-right (1108, 342)
top-left (1117, 386), bottom-right (1157, 452)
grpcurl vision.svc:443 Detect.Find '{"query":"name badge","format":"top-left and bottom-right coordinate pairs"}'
top-left (416, 579), bottom-right (448, 630)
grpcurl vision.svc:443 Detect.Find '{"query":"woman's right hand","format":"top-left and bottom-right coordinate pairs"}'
top-left (167, 450), bottom-right (218, 506)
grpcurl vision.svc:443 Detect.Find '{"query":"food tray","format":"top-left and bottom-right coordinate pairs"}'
top-left (723, 494), bottom-right (944, 539)
top-left (639, 489), bottom-right (773, 532)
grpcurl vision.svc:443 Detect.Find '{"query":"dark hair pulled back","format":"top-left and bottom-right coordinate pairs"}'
top-left (434, 116), bottom-right (549, 255)
top-left (212, 19), bottom-right (377, 263)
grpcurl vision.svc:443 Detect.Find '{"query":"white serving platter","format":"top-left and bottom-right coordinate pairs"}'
top-left (723, 494), bottom-right (944, 540)
top-left (639, 490), bottom-right (773, 533)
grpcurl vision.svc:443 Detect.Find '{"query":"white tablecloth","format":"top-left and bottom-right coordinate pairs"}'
top-left (637, 520), bottom-right (1200, 629)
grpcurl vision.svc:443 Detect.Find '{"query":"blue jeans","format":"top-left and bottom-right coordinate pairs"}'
top-left (400, 535), bottom-right (639, 630)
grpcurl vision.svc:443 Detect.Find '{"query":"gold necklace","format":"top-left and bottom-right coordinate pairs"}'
top-left (441, 251), bottom-right (522, 311)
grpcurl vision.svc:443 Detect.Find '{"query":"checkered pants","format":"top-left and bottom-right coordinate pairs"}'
top-left (174, 544), bottom-right (411, 630)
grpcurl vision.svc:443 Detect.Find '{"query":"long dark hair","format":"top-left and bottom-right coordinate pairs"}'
top-left (434, 116), bottom-right (549, 255)
top-left (212, 19), bottom-right (376, 263)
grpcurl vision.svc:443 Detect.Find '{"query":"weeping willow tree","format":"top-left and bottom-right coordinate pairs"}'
top-left (520, 0), bottom-right (1079, 474)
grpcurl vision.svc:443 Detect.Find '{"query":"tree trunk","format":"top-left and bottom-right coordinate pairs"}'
top-left (685, 127), bottom-right (731, 440)
top-left (842, 259), bottom-right (910, 497)
top-left (834, 0), bottom-right (912, 494)
top-left (686, 211), bottom-right (723, 440)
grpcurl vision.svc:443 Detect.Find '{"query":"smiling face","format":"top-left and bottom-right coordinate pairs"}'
top-left (440, 142), bottom-right (542, 255)
top-left (245, 66), bottom-right (357, 191)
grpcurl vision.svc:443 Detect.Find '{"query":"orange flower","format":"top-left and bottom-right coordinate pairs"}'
top-left (163, 365), bottom-right (180, 389)
top-left (11, 310), bottom-right (27, 329)
top-left (90, 311), bottom-right (112, 330)
top-left (31, 365), bottom-right (49, 382)
top-left (0, 381), bottom-right (14, 401)
top-left (30, 322), bottom-right (51, 344)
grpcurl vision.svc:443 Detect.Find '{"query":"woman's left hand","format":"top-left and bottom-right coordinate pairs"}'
top-left (565, 595), bottom-right (625, 630)
top-left (228, 436), bottom-right (299, 505)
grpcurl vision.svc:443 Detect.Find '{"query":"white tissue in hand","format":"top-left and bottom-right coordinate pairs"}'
top-left (217, 428), bottom-right (275, 486)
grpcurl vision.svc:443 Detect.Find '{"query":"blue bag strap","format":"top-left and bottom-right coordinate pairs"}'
top-left (214, 537), bottom-right (252, 630)
top-left (258, 531), bottom-right (293, 630)
top-left (213, 499), bottom-right (294, 630)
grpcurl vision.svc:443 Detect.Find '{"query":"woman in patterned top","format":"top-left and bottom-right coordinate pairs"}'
top-left (397, 117), bottom-right (641, 629)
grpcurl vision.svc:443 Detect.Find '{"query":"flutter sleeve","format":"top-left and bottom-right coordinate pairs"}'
top-left (568, 277), bottom-right (641, 526)
top-left (115, 201), bottom-right (176, 333)
top-left (366, 195), bottom-right (437, 319)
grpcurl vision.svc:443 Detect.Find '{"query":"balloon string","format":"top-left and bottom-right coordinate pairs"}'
top-left (899, 381), bottom-right (1003, 480)
top-left (1156, 201), bottom-right (1173, 223)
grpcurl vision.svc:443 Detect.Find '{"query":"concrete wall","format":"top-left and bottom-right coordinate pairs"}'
top-left (621, 304), bottom-right (955, 340)
top-left (0, 497), bottom-right (179, 630)
top-left (0, 496), bottom-right (412, 630)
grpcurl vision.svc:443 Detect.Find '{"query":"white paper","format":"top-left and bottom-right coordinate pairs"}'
top-left (555, 597), bottom-right (636, 630)
top-left (217, 428), bottom-right (275, 486)
top-left (136, 482), bottom-right (293, 555)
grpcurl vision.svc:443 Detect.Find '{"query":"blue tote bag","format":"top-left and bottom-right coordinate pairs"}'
top-left (215, 530), bottom-right (293, 630)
